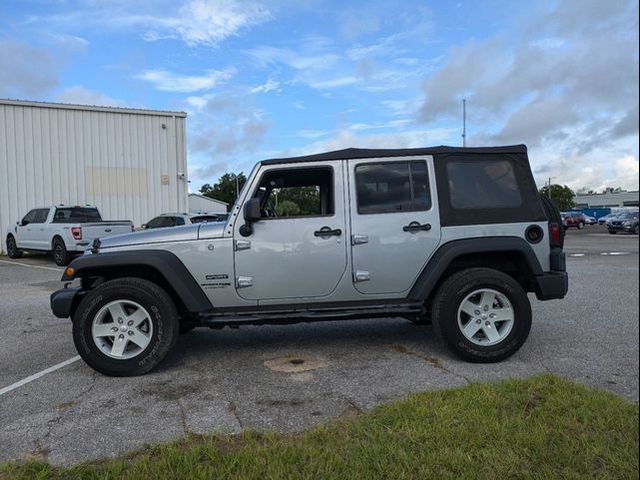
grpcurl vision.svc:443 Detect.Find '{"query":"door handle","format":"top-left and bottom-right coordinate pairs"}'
top-left (314, 226), bottom-right (342, 237)
top-left (403, 221), bottom-right (431, 232)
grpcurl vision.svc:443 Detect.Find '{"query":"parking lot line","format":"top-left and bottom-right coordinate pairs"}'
top-left (0, 259), bottom-right (63, 272)
top-left (0, 356), bottom-right (80, 397)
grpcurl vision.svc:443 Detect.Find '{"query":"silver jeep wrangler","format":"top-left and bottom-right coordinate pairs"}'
top-left (51, 145), bottom-right (568, 376)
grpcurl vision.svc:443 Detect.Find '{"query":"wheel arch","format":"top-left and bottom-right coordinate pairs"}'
top-left (409, 237), bottom-right (543, 304)
top-left (63, 250), bottom-right (213, 316)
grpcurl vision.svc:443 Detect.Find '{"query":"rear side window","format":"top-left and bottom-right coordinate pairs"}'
top-left (52, 208), bottom-right (102, 223)
top-left (355, 161), bottom-right (431, 214)
top-left (146, 216), bottom-right (175, 228)
top-left (446, 160), bottom-right (522, 209)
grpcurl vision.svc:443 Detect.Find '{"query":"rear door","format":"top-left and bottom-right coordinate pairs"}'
top-left (348, 156), bottom-right (441, 295)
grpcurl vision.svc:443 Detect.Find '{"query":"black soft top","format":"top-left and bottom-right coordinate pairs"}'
top-left (262, 144), bottom-right (527, 165)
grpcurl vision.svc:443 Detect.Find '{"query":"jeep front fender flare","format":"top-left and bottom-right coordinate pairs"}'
top-left (62, 250), bottom-right (213, 313)
top-left (408, 237), bottom-right (543, 301)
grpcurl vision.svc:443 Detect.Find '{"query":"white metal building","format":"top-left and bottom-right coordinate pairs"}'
top-left (0, 99), bottom-right (188, 253)
top-left (188, 193), bottom-right (228, 214)
top-left (574, 190), bottom-right (639, 208)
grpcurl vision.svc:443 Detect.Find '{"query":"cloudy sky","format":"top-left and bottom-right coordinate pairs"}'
top-left (1, 0), bottom-right (638, 193)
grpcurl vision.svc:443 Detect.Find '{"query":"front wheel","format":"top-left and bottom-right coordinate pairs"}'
top-left (52, 237), bottom-right (70, 266)
top-left (432, 268), bottom-right (532, 363)
top-left (6, 235), bottom-right (22, 259)
top-left (577, 222), bottom-right (584, 229)
top-left (72, 277), bottom-right (179, 376)
top-left (609, 230), bottom-right (617, 235)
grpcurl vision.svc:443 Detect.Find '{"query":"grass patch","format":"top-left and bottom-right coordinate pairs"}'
top-left (1, 374), bottom-right (637, 479)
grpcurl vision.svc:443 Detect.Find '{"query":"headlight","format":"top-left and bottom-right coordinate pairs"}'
top-left (623, 221), bottom-right (633, 226)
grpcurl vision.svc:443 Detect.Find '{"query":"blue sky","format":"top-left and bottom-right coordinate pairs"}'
top-left (1, 0), bottom-right (638, 193)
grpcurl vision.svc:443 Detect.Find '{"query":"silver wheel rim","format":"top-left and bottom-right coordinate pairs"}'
top-left (92, 300), bottom-right (153, 359)
top-left (457, 288), bottom-right (514, 347)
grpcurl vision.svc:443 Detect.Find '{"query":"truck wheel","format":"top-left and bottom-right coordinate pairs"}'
top-left (52, 237), bottom-right (70, 266)
top-left (432, 268), bottom-right (532, 363)
top-left (72, 277), bottom-right (179, 376)
top-left (6, 235), bottom-right (23, 259)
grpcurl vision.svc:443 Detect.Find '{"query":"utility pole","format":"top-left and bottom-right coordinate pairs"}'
top-left (462, 98), bottom-right (467, 148)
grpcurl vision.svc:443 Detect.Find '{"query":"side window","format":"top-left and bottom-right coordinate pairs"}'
top-left (355, 161), bottom-right (431, 214)
top-left (32, 209), bottom-right (50, 223)
top-left (21, 209), bottom-right (38, 225)
top-left (175, 217), bottom-right (185, 226)
top-left (446, 159), bottom-right (522, 209)
top-left (146, 217), bottom-right (166, 228)
top-left (253, 167), bottom-right (334, 218)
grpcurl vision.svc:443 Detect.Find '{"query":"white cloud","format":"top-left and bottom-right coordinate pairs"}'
top-left (417, 0), bottom-right (639, 191)
top-left (56, 86), bottom-right (127, 107)
top-left (250, 77), bottom-right (280, 94)
top-left (25, 0), bottom-right (272, 47)
top-left (134, 67), bottom-right (235, 92)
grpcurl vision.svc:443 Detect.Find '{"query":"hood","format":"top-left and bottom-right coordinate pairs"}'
top-left (95, 220), bottom-right (228, 251)
top-left (97, 224), bottom-right (202, 250)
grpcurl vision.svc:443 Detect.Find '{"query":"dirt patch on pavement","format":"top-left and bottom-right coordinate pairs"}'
top-left (263, 355), bottom-right (328, 373)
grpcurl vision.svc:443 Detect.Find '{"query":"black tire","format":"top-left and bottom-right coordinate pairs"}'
top-left (52, 237), bottom-right (70, 266)
top-left (609, 230), bottom-right (617, 235)
top-left (72, 277), bottom-right (180, 376)
top-left (432, 268), bottom-right (532, 363)
top-left (6, 235), bottom-right (23, 259)
top-left (577, 222), bottom-right (584, 230)
top-left (634, 225), bottom-right (639, 235)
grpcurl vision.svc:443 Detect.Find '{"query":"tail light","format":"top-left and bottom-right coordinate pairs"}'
top-left (549, 222), bottom-right (561, 246)
top-left (71, 226), bottom-right (82, 240)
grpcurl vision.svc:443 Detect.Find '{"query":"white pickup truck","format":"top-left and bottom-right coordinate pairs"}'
top-left (5, 205), bottom-right (133, 265)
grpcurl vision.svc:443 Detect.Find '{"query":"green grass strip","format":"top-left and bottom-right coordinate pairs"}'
top-left (1, 374), bottom-right (638, 479)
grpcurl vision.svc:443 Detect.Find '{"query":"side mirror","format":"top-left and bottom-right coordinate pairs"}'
top-left (244, 198), bottom-right (261, 222)
top-left (240, 198), bottom-right (261, 237)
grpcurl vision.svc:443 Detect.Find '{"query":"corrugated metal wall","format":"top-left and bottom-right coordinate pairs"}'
top-left (0, 100), bottom-right (188, 253)
top-left (188, 194), bottom-right (227, 213)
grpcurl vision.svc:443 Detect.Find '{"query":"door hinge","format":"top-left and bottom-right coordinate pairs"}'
top-left (353, 270), bottom-right (370, 282)
top-left (236, 276), bottom-right (253, 288)
top-left (351, 234), bottom-right (369, 245)
top-left (234, 240), bottom-right (251, 251)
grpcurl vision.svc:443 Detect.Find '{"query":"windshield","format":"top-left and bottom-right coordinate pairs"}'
top-left (52, 207), bottom-right (102, 223)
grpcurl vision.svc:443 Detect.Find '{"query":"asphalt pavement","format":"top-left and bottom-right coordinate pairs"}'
top-left (0, 225), bottom-right (638, 465)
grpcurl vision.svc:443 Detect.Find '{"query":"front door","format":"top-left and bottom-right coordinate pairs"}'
top-left (15, 209), bottom-right (38, 249)
top-left (348, 156), bottom-right (441, 295)
top-left (234, 161), bottom-right (348, 301)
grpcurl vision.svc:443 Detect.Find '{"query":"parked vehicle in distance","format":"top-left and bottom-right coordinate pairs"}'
top-left (607, 211), bottom-right (639, 234)
top-left (51, 144), bottom-right (568, 376)
top-left (582, 214), bottom-right (597, 225)
top-left (598, 213), bottom-right (618, 225)
top-left (6, 205), bottom-right (133, 266)
top-left (561, 211), bottom-right (586, 230)
top-left (141, 213), bottom-right (226, 229)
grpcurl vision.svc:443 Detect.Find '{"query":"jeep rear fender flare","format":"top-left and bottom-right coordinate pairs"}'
top-left (408, 237), bottom-right (543, 301)
top-left (62, 250), bottom-right (213, 313)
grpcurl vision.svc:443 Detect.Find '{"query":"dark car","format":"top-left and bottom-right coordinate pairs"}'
top-left (598, 213), bottom-right (617, 225)
top-left (607, 211), bottom-right (639, 234)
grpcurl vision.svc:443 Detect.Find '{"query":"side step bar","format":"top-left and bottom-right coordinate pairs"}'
top-left (198, 303), bottom-right (425, 328)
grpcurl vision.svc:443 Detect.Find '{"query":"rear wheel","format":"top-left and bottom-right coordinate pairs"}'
top-left (52, 237), bottom-right (70, 266)
top-left (72, 277), bottom-right (179, 376)
top-left (432, 268), bottom-right (532, 363)
top-left (6, 235), bottom-right (22, 259)
top-left (577, 222), bottom-right (584, 230)
top-left (609, 230), bottom-right (617, 235)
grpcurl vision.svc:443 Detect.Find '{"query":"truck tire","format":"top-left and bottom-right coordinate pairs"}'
top-left (72, 277), bottom-right (180, 376)
top-left (432, 268), bottom-right (532, 363)
top-left (6, 235), bottom-right (23, 259)
top-left (52, 237), bottom-right (71, 266)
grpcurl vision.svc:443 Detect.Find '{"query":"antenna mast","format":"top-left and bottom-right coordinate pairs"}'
top-left (462, 98), bottom-right (467, 147)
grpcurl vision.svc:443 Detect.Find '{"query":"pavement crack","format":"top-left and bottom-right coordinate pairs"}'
top-left (387, 343), bottom-right (472, 384)
top-left (176, 398), bottom-right (189, 435)
top-left (227, 401), bottom-right (243, 429)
